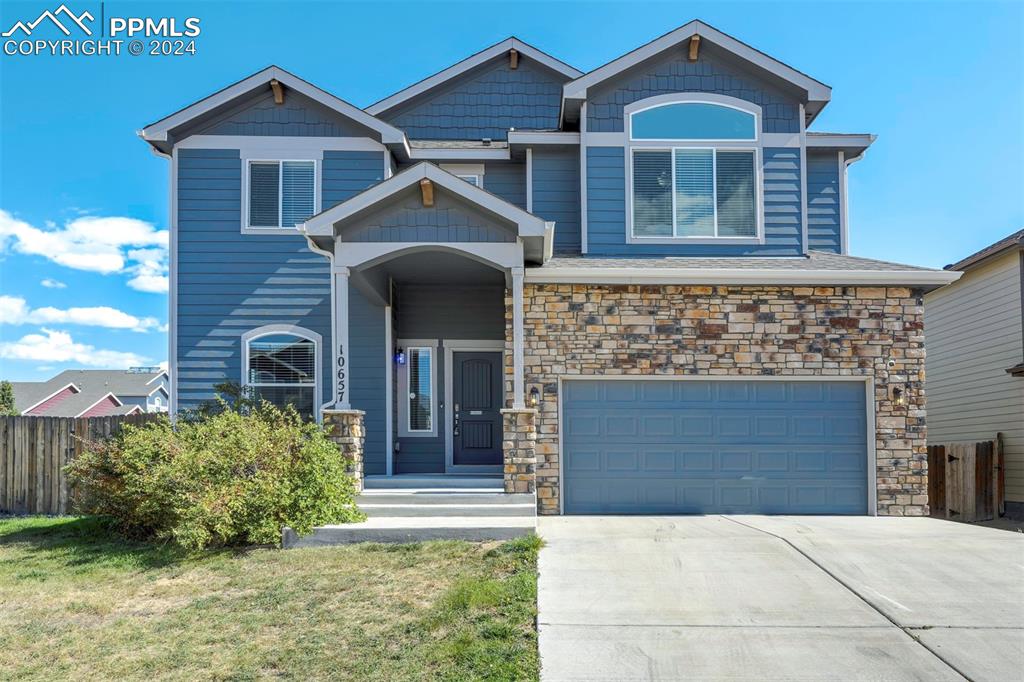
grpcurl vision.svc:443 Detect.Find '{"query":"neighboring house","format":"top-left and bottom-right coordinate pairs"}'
top-left (141, 20), bottom-right (959, 516)
top-left (11, 368), bottom-right (170, 417)
top-left (924, 230), bottom-right (1024, 516)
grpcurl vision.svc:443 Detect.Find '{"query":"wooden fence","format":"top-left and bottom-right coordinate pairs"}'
top-left (0, 414), bottom-right (163, 516)
top-left (927, 434), bottom-right (1005, 523)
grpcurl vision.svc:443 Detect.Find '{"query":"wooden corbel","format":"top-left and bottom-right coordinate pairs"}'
top-left (419, 179), bottom-right (434, 207)
top-left (509, 48), bottom-right (519, 70)
top-left (688, 35), bottom-right (700, 62)
top-left (270, 78), bottom-right (285, 105)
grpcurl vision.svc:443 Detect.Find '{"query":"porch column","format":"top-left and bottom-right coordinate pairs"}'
top-left (332, 264), bottom-right (351, 410)
top-left (511, 266), bottom-right (526, 409)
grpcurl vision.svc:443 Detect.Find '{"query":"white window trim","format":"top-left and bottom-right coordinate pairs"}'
top-left (397, 338), bottom-right (439, 438)
top-left (241, 324), bottom-right (322, 416)
top-left (242, 158), bottom-right (321, 235)
top-left (439, 163), bottom-right (486, 189)
top-left (630, 146), bottom-right (763, 241)
top-left (456, 174), bottom-right (482, 187)
top-left (625, 94), bottom-right (765, 245)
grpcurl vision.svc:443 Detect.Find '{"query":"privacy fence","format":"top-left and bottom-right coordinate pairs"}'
top-left (927, 434), bottom-right (1005, 523)
top-left (0, 414), bottom-right (163, 515)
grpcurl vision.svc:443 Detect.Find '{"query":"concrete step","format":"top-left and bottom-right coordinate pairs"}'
top-left (364, 475), bottom-right (503, 490)
top-left (283, 517), bottom-right (535, 547)
top-left (356, 492), bottom-right (536, 506)
top-left (359, 502), bottom-right (536, 518)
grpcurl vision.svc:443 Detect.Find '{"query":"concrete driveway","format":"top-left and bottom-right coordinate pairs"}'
top-left (537, 516), bottom-right (1024, 681)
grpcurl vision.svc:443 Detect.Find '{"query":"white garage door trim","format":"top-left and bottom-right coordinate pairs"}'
top-left (556, 375), bottom-right (877, 516)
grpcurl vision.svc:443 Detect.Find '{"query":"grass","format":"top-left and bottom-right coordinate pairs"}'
top-left (0, 516), bottom-right (540, 681)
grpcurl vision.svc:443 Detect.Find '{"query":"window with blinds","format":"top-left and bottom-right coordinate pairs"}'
top-left (246, 333), bottom-right (316, 418)
top-left (248, 160), bottom-right (315, 229)
top-left (632, 148), bottom-right (756, 238)
top-left (408, 347), bottom-right (433, 432)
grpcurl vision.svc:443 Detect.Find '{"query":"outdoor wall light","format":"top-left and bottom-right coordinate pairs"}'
top-left (394, 348), bottom-right (405, 365)
top-left (892, 386), bottom-right (905, 406)
top-left (528, 386), bottom-right (540, 407)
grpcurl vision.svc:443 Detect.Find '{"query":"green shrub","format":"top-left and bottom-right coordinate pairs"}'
top-left (66, 403), bottom-right (363, 550)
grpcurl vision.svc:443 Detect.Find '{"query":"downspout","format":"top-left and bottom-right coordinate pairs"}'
top-left (842, 146), bottom-right (870, 256)
top-left (300, 225), bottom-right (337, 412)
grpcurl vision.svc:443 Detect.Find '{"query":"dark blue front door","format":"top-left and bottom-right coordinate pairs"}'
top-left (453, 351), bottom-right (503, 466)
top-left (562, 380), bottom-right (869, 515)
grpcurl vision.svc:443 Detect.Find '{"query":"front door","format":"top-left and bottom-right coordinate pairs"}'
top-left (452, 351), bottom-right (503, 466)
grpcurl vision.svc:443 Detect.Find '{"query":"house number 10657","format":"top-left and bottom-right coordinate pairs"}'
top-left (336, 344), bottom-right (346, 403)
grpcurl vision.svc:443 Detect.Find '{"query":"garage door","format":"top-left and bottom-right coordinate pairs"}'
top-left (562, 380), bottom-right (869, 515)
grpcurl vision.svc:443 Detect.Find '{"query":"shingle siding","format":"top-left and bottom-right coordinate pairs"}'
top-left (194, 90), bottom-right (374, 138)
top-left (586, 47), bottom-right (801, 134)
top-left (584, 146), bottom-right (802, 256)
top-left (341, 192), bottom-right (516, 243)
top-left (806, 151), bottom-right (842, 253)
top-left (532, 147), bottom-right (581, 254)
top-left (381, 58), bottom-right (567, 141)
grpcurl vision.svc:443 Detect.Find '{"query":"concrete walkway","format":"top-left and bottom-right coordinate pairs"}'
top-left (537, 516), bottom-right (1024, 681)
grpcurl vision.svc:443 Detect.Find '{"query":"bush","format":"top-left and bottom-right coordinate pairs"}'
top-left (66, 403), bottom-right (363, 550)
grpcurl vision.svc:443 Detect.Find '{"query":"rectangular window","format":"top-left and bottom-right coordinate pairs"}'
top-left (456, 174), bottom-right (481, 187)
top-left (407, 347), bottom-right (433, 432)
top-left (632, 148), bottom-right (757, 239)
top-left (248, 160), bottom-right (315, 229)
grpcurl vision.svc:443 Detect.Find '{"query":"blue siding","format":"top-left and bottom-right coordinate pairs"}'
top-left (175, 147), bottom-right (383, 417)
top-left (562, 380), bottom-right (868, 515)
top-left (482, 162), bottom-right (526, 209)
top-left (323, 151), bottom-right (385, 209)
top-left (195, 90), bottom-right (374, 138)
top-left (341, 193), bottom-right (515, 243)
top-left (381, 58), bottom-right (567, 140)
top-left (586, 47), bottom-right (800, 133)
top-left (176, 148), bottom-right (332, 411)
top-left (349, 287), bottom-right (387, 475)
top-left (806, 151), bottom-right (842, 253)
top-left (532, 147), bottom-right (581, 254)
top-left (585, 146), bottom-right (802, 256)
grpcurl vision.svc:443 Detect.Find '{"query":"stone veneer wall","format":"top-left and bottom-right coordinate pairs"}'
top-left (322, 409), bottom-right (366, 492)
top-left (505, 284), bottom-right (927, 516)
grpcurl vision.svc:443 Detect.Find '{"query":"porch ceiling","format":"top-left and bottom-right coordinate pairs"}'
top-left (363, 251), bottom-right (506, 286)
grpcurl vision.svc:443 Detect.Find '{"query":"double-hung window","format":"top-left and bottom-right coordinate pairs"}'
top-left (629, 100), bottom-right (760, 240)
top-left (247, 160), bottom-right (316, 229)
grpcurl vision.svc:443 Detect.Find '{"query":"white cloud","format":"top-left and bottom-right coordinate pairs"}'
top-left (0, 295), bottom-right (163, 333)
top-left (0, 328), bottom-right (149, 368)
top-left (0, 210), bottom-right (168, 292)
top-left (40, 278), bottom-right (66, 289)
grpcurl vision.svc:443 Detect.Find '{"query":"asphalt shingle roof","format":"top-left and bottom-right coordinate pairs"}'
top-left (11, 369), bottom-right (166, 416)
top-left (536, 251), bottom-right (936, 272)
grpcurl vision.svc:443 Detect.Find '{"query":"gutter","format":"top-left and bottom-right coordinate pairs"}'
top-left (524, 267), bottom-right (962, 288)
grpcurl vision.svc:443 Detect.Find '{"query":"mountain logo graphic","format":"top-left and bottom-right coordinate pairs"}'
top-left (2, 4), bottom-right (95, 37)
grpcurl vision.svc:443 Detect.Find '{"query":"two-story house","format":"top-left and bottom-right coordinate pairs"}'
top-left (141, 21), bottom-right (958, 516)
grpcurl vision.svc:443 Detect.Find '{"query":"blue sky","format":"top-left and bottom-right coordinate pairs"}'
top-left (0, 1), bottom-right (1021, 382)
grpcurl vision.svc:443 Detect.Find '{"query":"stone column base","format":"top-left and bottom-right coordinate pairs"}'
top-left (322, 408), bottom-right (365, 492)
top-left (501, 408), bottom-right (537, 494)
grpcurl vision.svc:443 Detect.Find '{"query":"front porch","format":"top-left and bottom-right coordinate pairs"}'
top-left (300, 163), bottom-right (546, 498)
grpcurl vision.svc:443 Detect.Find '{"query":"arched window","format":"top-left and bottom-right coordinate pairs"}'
top-left (243, 326), bottom-right (321, 419)
top-left (627, 96), bottom-right (762, 242)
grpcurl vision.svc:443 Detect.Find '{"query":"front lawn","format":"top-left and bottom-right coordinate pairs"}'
top-left (0, 517), bottom-right (539, 681)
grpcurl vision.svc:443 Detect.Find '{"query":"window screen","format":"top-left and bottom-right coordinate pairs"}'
top-left (246, 333), bottom-right (316, 418)
top-left (632, 150), bottom-right (673, 237)
top-left (408, 348), bottom-right (433, 431)
top-left (248, 160), bottom-right (315, 228)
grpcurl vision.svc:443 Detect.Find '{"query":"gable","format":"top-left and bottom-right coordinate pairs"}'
top-left (188, 89), bottom-right (378, 139)
top-left (340, 189), bottom-right (517, 244)
top-left (587, 43), bottom-right (802, 134)
top-left (380, 57), bottom-right (569, 141)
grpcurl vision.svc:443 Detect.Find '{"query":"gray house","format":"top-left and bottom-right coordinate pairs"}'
top-left (141, 21), bottom-right (958, 516)
top-left (924, 230), bottom-right (1024, 516)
